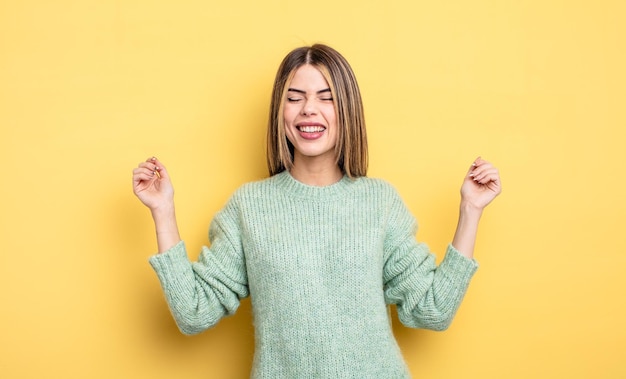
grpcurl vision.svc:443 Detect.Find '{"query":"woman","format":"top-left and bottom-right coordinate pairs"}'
top-left (132, 44), bottom-right (501, 378)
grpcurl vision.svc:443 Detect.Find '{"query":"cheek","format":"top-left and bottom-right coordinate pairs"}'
top-left (283, 104), bottom-right (298, 123)
top-left (283, 105), bottom-right (300, 140)
top-left (283, 119), bottom-right (296, 143)
top-left (323, 108), bottom-right (338, 129)
top-left (321, 103), bottom-right (336, 119)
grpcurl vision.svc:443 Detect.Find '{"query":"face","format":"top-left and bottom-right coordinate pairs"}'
top-left (283, 64), bottom-right (338, 167)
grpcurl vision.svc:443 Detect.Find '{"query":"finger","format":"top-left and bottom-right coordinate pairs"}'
top-left (139, 158), bottom-right (160, 170)
top-left (149, 157), bottom-right (169, 180)
top-left (469, 160), bottom-right (495, 178)
top-left (137, 157), bottom-right (167, 178)
top-left (473, 156), bottom-right (486, 166)
top-left (467, 156), bottom-right (491, 174)
top-left (471, 165), bottom-right (496, 179)
top-left (477, 174), bottom-right (501, 192)
top-left (147, 156), bottom-right (164, 166)
top-left (466, 157), bottom-right (479, 174)
top-left (481, 174), bottom-right (502, 194)
top-left (133, 166), bottom-right (158, 177)
top-left (472, 168), bottom-right (499, 184)
top-left (136, 163), bottom-right (157, 176)
top-left (133, 167), bottom-right (158, 185)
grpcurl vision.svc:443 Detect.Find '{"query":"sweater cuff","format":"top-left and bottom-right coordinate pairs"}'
top-left (148, 240), bottom-right (189, 275)
top-left (440, 244), bottom-right (479, 282)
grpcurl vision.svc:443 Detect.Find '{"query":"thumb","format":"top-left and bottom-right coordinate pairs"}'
top-left (150, 157), bottom-right (170, 180)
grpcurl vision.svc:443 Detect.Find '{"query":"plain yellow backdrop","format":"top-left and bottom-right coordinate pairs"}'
top-left (1, 0), bottom-right (624, 378)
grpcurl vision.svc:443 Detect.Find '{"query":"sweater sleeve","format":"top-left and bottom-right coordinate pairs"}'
top-left (382, 191), bottom-right (478, 331)
top-left (148, 199), bottom-right (249, 335)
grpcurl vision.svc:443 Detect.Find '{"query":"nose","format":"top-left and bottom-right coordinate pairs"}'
top-left (301, 98), bottom-right (317, 116)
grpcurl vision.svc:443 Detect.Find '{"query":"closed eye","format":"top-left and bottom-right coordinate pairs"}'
top-left (287, 87), bottom-right (332, 103)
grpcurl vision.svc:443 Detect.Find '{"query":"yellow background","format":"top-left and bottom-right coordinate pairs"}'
top-left (1, 0), bottom-right (624, 378)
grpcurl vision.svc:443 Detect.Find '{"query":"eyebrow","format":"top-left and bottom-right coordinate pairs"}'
top-left (287, 88), bottom-right (331, 95)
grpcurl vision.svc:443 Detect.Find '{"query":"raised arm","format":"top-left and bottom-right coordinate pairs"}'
top-left (383, 158), bottom-right (501, 330)
top-left (132, 157), bottom-right (181, 253)
top-left (451, 157), bottom-right (502, 259)
top-left (133, 157), bottom-right (249, 334)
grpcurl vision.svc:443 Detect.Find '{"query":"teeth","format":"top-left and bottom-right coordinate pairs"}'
top-left (299, 126), bottom-right (325, 133)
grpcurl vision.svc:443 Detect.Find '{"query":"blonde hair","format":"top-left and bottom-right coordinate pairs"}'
top-left (266, 44), bottom-right (368, 178)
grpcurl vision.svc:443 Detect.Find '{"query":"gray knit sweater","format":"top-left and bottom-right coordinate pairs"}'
top-left (149, 171), bottom-right (478, 378)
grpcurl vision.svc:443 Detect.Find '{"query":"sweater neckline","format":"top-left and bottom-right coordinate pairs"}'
top-left (273, 170), bottom-right (355, 201)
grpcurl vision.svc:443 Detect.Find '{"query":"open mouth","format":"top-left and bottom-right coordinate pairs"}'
top-left (297, 125), bottom-right (326, 133)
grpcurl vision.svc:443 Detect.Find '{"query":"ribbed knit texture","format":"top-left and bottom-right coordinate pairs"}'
top-left (149, 171), bottom-right (478, 378)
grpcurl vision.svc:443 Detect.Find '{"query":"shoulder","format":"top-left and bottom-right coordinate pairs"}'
top-left (356, 176), bottom-right (396, 190)
top-left (212, 175), bottom-right (276, 223)
top-left (226, 174), bottom-right (289, 206)
top-left (357, 177), bottom-right (415, 225)
top-left (350, 176), bottom-right (402, 199)
top-left (235, 175), bottom-right (274, 192)
top-left (229, 175), bottom-right (273, 199)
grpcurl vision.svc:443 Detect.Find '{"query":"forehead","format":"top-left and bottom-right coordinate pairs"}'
top-left (288, 64), bottom-right (330, 89)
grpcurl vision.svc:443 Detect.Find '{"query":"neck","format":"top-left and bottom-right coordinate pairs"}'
top-left (290, 157), bottom-right (343, 187)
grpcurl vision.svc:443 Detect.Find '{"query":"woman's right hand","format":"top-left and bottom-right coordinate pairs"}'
top-left (132, 157), bottom-right (174, 211)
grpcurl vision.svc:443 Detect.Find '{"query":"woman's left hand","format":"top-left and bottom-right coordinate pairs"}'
top-left (461, 157), bottom-right (502, 210)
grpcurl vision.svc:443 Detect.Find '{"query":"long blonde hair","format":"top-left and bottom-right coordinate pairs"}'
top-left (266, 44), bottom-right (368, 178)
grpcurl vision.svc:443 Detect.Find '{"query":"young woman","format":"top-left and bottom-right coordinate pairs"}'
top-left (132, 44), bottom-right (501, 378)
